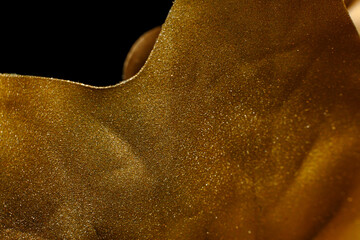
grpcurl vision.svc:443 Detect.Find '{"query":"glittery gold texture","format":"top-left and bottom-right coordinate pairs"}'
top-left (1, 0), bottom-right (360, 239)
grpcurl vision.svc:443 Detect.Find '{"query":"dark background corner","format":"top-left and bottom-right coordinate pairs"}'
top-left (0, 1), bottom-right (173, 86)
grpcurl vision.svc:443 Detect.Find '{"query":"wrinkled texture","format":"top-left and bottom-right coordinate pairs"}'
top-left (1, 0), bottom-right (360, 239)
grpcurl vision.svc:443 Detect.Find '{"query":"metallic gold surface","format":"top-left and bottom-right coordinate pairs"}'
top-left (349, 0), bottom-right (360, 32)
top-left (123, 26), bottom-right (161, 80)
top-left (1, 0), bottom-right (360, 239)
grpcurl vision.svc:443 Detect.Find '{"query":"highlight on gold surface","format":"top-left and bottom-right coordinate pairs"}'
top-left (1, 0), bottom-right (360, 239)
top-left (349, 0), bottom-right (360, 32)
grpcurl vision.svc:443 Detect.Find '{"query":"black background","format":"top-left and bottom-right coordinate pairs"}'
top-left (0, 1), bottom-right (173, 86)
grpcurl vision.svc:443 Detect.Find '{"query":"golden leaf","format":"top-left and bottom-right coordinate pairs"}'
top-left (1, 0), bottom-right (360, 239)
